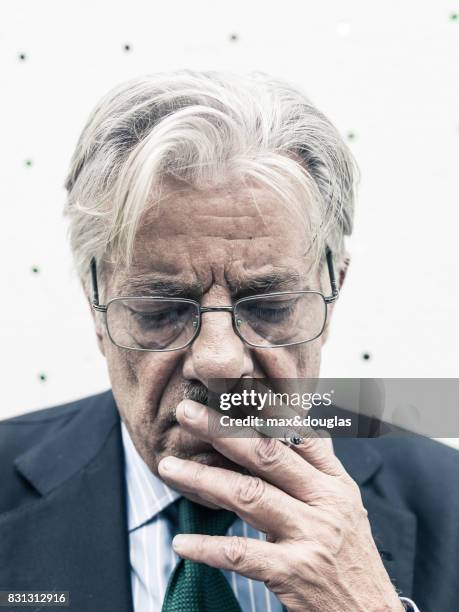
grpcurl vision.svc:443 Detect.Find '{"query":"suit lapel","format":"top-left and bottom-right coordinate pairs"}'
top-left (333, 438), bottom-right (417, 599)
top-left (0, 391), bottom-right (133, 612)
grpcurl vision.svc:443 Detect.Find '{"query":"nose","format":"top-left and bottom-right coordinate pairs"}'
top-left (182, 307), bottom-right (254, 385)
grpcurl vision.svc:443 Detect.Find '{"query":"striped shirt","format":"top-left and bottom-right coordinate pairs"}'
top-left (121, 422), bottom-right (282, 612)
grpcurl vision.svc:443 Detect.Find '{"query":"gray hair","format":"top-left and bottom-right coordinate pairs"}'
top-left (64, 69), bottom-right (359, 290)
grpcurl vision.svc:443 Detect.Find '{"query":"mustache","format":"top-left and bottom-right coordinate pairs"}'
top-left (167, 381), bottom-right (209, 425)
top-left (183, 381), bottom-right (209, 405)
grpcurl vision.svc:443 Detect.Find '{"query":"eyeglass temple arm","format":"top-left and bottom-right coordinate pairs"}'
top-left (90, 257), bottom-right (107, 312)
top-left (324, 247), bottom-right (339, 303)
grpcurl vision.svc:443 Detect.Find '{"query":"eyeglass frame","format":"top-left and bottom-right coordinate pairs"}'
top-left (89, 246), bottom-right (339, 351)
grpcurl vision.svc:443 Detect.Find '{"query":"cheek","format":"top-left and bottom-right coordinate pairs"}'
top-left (253, 341), bottom-right (322, 378)
top-left (296, 341), bottom-right (322, 377)
top-left (104, 343), bottom-right (138, 393)
top-left (105, 344), bottom-right (182, 419)
top-left (102, 345), bottom-right (140, 425)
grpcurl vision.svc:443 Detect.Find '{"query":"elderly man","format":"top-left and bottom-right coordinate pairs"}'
top-left (0, 70), bottom-right (457, 612)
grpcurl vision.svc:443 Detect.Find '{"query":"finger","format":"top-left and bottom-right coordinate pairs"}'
top-left (176, 490), bottom-right (220, 510)
top-left (158, 456), bottom-right (307, 538)
top-left (292, 429), bottom-right (345, 477)
top-left (176, 399), bottom-right (326, 501)
top-left (172, 534), bottom-right (281, 583)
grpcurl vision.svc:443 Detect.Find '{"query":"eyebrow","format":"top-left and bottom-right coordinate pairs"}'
top-left (229, 269), bottom-right (307, 298)
top-left (118, 275), bottom-right (203, 299)
top-left (117, 268), bottom-right (308, 300)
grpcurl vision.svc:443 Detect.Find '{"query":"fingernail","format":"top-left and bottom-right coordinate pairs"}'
top-left (159, 456), bottom-right (182, 473)
top-left (172, 534), bottom-right (188, 552)
top-left (184, 401), bottom-right (204, 420)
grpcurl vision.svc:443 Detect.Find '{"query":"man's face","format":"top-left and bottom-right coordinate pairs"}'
top-left (93, 183), bottom-right (333, 472)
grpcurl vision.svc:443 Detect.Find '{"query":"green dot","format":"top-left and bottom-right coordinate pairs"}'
top-left (347, 131), bottom-right (357, 141)
top-left (450, 12), bottom-right (458, 21)
top-left (31, 265), bottom-right (40, 274)
top-left (38, 373), bottom-right (47, 382)
top-left (24, 159), bottom-right (33, 167)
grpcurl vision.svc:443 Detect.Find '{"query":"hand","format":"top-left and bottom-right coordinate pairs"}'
top-left (158, 399), bottom-right (404, 612)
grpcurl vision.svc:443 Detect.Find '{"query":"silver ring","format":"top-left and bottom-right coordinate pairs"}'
top-left (290, 433), bottom-right (304, 446)
top-left (282, 430), bottom-right (304, 446)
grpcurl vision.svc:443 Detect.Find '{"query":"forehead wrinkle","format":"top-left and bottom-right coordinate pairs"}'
top-left (189, 212), bottom-right (276, 240)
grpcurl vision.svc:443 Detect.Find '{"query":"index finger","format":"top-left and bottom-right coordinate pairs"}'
top-left (176, 399), bottom-right (329, 502)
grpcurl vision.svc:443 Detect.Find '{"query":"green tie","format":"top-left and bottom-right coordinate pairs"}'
top-left (161, 497), bottom-right (243, 612)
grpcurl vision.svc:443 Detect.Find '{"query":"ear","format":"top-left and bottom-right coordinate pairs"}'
top-left (320, 252), bottom-right (351, 346)
top-left (338, 253), bottom-right (351, 291)
top-left (83, 280), bottom-right (106, 357)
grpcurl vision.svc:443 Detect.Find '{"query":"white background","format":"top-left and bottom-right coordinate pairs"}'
top-left (0, 1), bottom-right (458, 448)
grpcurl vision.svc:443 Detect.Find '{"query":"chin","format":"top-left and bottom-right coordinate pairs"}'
top-left (151, 425), bottom-right (245, 475)
top-left (188, 450), bottom-right (244, 472)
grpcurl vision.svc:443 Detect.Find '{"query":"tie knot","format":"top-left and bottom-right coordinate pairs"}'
top-left (178, 497), bottom-right (237, 536)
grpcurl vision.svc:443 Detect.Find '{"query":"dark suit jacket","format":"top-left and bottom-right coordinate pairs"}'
top-left (1, 390), bottom-right (458, 611)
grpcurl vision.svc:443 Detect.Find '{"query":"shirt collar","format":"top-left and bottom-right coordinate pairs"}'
top-left (121, 421), bottom-right (181, 532)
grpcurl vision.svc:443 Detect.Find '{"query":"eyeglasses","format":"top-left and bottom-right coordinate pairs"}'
top-left (90, 248), bottom-right (339, 351)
